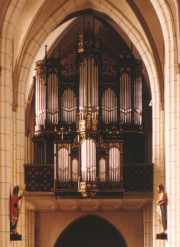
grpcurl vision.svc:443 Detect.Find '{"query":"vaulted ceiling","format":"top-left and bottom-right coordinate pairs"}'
top-left (0, 0), bottom-right (179, 106)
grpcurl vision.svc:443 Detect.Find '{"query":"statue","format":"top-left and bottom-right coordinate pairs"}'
top-left (10, 186), bottom-right (24, 238)
top-left (157, 183), bottom-right (167, 234)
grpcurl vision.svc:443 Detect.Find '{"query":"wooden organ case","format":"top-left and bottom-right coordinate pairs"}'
top-left (32, 16), bottom-right (150, 198)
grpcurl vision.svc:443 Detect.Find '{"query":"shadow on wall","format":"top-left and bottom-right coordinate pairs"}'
top-left (54, 214), bottom-right (127, 247)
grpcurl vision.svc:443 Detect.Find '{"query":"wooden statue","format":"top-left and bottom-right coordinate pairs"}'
top-left (156, 183), bottom-right (167, 239)
top-left (10, 186), bottom-right (24, 240)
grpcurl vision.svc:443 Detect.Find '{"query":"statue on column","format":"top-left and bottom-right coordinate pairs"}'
top-left (10, 186), bottom-right (24, 240)
top-left (156, 183), bottom-right (167, 237)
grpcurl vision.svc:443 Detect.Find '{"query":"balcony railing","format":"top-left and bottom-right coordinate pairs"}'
top-left (24, 163), bottom-right (153, 195)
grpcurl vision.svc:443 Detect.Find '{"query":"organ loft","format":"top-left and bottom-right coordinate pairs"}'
top-left (25, 15), bottom-right (152, 198)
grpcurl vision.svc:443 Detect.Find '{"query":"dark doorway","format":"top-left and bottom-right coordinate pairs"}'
top-left (54, 214), bottom-right (127, 247)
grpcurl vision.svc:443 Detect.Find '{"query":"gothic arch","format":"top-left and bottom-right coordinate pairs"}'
top-left (13, 0), bottom-right (161, 109)
top-left (54, 214), bottom-right (127, 247)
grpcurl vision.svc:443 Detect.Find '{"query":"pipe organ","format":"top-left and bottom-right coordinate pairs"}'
top-left (33, 16), bottom-right (145, 197)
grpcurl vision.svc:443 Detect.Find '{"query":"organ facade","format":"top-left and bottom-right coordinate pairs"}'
top-left (25, 15), bottom-right (152, 198)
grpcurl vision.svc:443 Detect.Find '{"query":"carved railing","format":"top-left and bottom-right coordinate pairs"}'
top-left (24, 163), bottom-right (153, 193)
top-left (123, 163), bottom-right (153, 191)
top-left (24, 164), bottom-right (54, 191)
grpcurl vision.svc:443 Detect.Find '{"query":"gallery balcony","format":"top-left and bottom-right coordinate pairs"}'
top-left (24, 163), bottom-right (153, 197)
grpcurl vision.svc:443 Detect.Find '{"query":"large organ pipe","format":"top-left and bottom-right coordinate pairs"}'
top-left (109, 147), bottom-right (120, 182)
top-left (61, 89), bottom-right (77, 123)
top-left (57, 147), bottom-right (69, 182)
top-left (79, 56), bottom-right (98, 119)
top-left (102, 88), bottom-right (117, 123)
top-left (35, 65), bottom-right (46, 129)
top-left (134, 76), bottom-right (142, 125)
top-left (72, 158), bottom-right (78, 182)
top-left (120, 72), bottom-right (131, 123)
top-left (99, 158), bottom-right (106, 182)
top-left (46, 73), bottom-right (58, 124)
top-left (81, 139), bottom-right (96, 182)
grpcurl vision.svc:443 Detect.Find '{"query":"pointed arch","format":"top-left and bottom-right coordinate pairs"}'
top-left (54, 214), bottom-right (127, 247)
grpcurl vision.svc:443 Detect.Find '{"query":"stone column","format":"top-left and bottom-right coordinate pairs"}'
top-left (176, 63), bottom-right (180, 245)
top-left (143, 205), bottom-right (152, 247)
top-left (25, 210), bottom-right (36, 247)
top-left (0, 36), bottom-right (12, 247)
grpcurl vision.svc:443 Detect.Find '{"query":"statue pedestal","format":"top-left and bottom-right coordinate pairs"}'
top-left (156, 233), bottom-right (167, 240)
top-left (10, 233), bottom-right (22, 241)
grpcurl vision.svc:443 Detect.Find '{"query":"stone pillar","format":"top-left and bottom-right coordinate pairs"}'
top-left (0, 37), bottom-right (12, 247)
top-left (176, 63), bottom-right (180, 245)
top-left (11, 75), bottom-right (26, 247)
top-left (143, 205), bottom-right (152, 247)
top-left (25, 210), bottom-right (36, 247)
top-left (150, 1), bottom-right (179, 246)
top-left (0, 1), bottom-right (27, 246)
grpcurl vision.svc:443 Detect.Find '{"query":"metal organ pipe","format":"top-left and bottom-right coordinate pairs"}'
top-left (109, 147), bottom-right (120, 182)
top-left (72, 158), bottom-right (78, 182)
top-left (120, 73), bottom-right (131, 123)
top-left (79, 57), bottom-right (98, 119)
top-left (46, 73), bottom-right (58, 125)
top-left (134, 76), bottom-right (142, 125)
top-left (81, 139), bottom-right (96, 182)
top-left (58, 147), bottom-right (69, 182)
top-left (61, 89), bottom-right (77, 123)
top-left (102, 88), bottom-right (117, 123)
top-left (35, 75), bottom-right (46, 129)
top-left (99, 158), bottom-right (106, 182)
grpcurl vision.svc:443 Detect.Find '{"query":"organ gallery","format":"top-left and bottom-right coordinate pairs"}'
top-left (25, 14), bottom-right (152, 198)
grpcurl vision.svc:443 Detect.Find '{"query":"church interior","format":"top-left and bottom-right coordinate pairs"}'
top-left (0, 1), bottom-right (179, 246)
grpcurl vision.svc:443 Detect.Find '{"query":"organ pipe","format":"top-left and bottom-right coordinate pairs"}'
top-left (79, 56), bottom-right (98, 120)
top-left (99, 158), bottom-right (106, 182)
top-left (57, 146), bottom-right (69, 182)
top-left (35, 61), bottom-right (45, 130)
top-left (47, 73), bottom-right (58, 124)
top-left (109, 146), bottom-right (120, 182)
top-left (61, 88), bottom-right (77, 123)
top-left (102, 87), bottom-right (117, 123)
top-left (81, 139), bottom-right (96, 182)
top-left (120, 72), bottom-right (131, 124)
top-left (134, 76), bottom-right (142, 125)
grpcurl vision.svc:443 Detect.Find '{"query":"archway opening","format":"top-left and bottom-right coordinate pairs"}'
top-left (54, 215), bottom-right (127, 247)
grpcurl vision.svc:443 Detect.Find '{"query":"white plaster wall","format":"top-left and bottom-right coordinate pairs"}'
top-left (36, 211), bottom-right (143, 247)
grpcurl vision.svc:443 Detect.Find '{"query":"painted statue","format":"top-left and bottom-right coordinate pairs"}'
top-left (10, 186), bottom-right (24, 235)
top-left (157, 183), bottom-right (167, 233)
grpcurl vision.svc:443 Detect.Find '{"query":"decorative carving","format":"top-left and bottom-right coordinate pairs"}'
top-left (35, 60), bottom-right (45, 79)
top-left (92, 120), bottom-right (98, 131)
top-left (61, 51), bottom-right (78, 77)
top-left (79, 120), bottom-right (85, 131)
top-left (57, 143), bottom-right (69, 150)
top-left (102, 54), bottom-right (117, 76)
top-left (98, 136), bottom-right (106, 149)
top-left (109, 143), bottom-right (120, 149)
